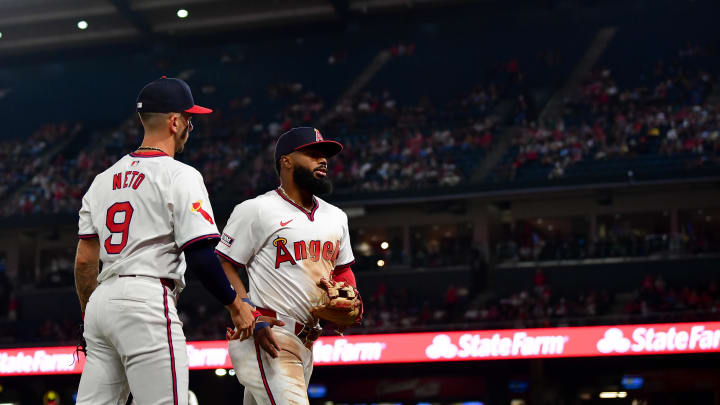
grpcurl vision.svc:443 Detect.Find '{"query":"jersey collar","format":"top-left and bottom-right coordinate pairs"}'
top-left (129, 150), bottom-right (169, 158)
top-left (274, 188), bottom-right (319, 221)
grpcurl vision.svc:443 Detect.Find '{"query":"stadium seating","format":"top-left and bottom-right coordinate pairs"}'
top-left (492, 40), bottom-right (720, 184)
top-left (2, 266), bottom-right (718, 345)
top-left (2, 1), bottom-right (720, 351)
top-left (0, 8), bottom-right (599, 219)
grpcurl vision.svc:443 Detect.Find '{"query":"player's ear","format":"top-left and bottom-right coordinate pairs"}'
top-left (169, 113), bottom-right (181, 134)
top-left (281, 155), bottom-right (292, 170)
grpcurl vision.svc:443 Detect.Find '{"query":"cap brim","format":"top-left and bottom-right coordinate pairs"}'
top-left (294, 140), bottom-right (343, 158)
top-left (185, 105), bottom-right (213, 114)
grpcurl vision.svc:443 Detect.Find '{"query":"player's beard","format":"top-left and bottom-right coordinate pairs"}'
top-left (294, 165), bottom-right (333, 196)
top-left (175, 125), bottom-right (190, 154)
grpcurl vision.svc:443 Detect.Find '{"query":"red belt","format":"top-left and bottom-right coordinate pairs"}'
top-left (256, 307), bottom-right (321, 345)
top-left (256, 307), bottom-right (304, 335)
top-left (119, 274), bottom-right (176, 290)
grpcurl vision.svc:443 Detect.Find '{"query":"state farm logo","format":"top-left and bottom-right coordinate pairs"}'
top-left (425, 335), bottom-right (458, 359)
top-left (313, 339), bottom-right (386, 363)
top-left (425, 332), bottom-right (569, 359)
top-left (596, 325), bottom-right (720, 354)
top-left (597, 328), bottom-right (631, 353)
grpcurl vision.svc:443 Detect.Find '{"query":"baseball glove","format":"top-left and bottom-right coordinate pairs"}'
top-left (310, 277), bottom-right (362, 327)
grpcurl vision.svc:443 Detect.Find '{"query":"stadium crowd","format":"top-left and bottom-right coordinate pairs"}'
top-left (495, 228), bottom-right (719, 262)
top-left (1, 246), bottom-right (717, 343)
top-left (326, 88), bottom-right (498, 192)
top-left (6, 44), bottom-right (718, 217)
top-left (167, 271), bottom-right (720, 338)
top-left (359, 270), bottom-right (614, 332)
top-left (0, 270), bottom-right (668, 342)
top-left (1, 37), bottom-right (719, 349)
top-left (496, 43), bottom-right (720, 181)
top-left (352, 271), bottom-right (720, 334)
top-left (0, 79), bottom-right (502, 217)
top-left (0, 123), bottom-right (82, 216)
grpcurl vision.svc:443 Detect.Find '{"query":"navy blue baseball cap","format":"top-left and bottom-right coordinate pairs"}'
top-left (136, 76), bottom-right (212, 114)
top-left (275, 127), bottom-right (343, 170)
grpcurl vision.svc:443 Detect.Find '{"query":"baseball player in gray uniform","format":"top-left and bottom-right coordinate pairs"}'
top-left (74, 77), bottom-right (258, 405)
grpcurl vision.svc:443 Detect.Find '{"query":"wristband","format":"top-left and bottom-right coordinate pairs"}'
top-left (241, 297), bottom-right (262, 320)
top-left (253, 321), bottom-right (270, 335)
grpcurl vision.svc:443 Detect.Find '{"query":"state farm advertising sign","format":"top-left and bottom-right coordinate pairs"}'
top-left (0, 347), bottom-right (84, 376)
top-left (2, 321), bottom-right (720, 376)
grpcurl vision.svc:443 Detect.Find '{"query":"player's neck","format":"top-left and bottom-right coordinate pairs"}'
top-left (279, 182), bottom-right (314, 211)
top-left (139, 134), bottom-right (175, 158)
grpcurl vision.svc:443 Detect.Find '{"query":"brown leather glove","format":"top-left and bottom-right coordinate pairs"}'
top-left (310, 277), bottom-right (362, 327)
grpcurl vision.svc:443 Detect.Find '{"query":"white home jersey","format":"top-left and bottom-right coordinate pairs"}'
top-left (78, 150), bottom-right (220, 290)
top-left (216, 189), bottom-right (355, 324)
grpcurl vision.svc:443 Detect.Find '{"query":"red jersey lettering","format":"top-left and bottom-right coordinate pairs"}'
top-left (294, 240), bottom-right (308, 261)
top-left (112, 171), bottom-right (145, 191)
top-left (309, 240), bottom-right (321, 262)
top-left (274, 237), bottom-right (296, 269)
top-left (322, 241), bottom-right (334, 261)
top-left (132, 173), bottom-right (145, 190)
top-left (112, 173), bottom-right (122, 190)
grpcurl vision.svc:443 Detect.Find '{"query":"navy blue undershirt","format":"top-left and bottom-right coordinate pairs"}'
top-left (184, 239), bottom-right (237, 305)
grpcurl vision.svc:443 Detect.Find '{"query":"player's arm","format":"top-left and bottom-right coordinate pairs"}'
top-left (74, 238), bottom-right (100, 314)
top-left (217, 256), bottom-right (284, 356)
top-left (76, 183), bottom-right (99, 315)
top-left (332, 264), bottom-right (357, 287)
top-left (216, 201), bottom-right (284, 356)
top-left (184, 239), bottom-right (261, 341)
top-left (214, 200), bottom-right (260, 306)
top-left (332, 264), bottom-right (363, 324)
top-left (216, 255), bottom-right (260, 337)
top-left (331, 212), bottom-right (363, 323)
top-left (334, 211), bottom-right (356, 288)
top-left (218, 257), bottom-right (250, 300)
top-left (217, 256), bottom-right (275, 342)
top-left (171, 168), bottom-right (258, 340)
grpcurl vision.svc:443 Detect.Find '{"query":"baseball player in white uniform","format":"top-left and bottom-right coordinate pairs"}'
top-left (215, 127), bottom-right (362, 405)
top-left (73, 77), bottom-right (257, 405)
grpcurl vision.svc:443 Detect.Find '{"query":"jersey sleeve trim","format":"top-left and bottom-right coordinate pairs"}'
top-left (215, 249), bottom-right (246, 268)
top-left (334, 260), bottom-right (355, 270)
top-left (180, 233), bottom-right (220, 251)
top-left (78, 233), bottom-right (99, 239)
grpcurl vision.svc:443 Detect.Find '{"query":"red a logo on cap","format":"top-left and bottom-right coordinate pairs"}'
top-left (314, 128), bottom-right (324, 141)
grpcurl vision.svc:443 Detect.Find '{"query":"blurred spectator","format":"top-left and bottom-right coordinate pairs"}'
top-left (495, 44), bottom-right (720, 183)
top-left (1, 80), bottom-right (505, 217)
top-left (0, 123), bottom-right (78, 204)
top-left (495, 227), bottom-right (720, 263)
top-left (1, 271), bottom-right (717, 344)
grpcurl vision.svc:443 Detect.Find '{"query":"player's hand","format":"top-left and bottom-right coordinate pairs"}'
top-left (253, 316), bottom-right (285, 358)
top-left (226, 298), bottom-right (257, 341)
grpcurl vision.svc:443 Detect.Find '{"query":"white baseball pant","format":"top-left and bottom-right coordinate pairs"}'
top-left (76, 275), bottom-right (188, 405)
top-left (229, 326), bottom-right (314, 405)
